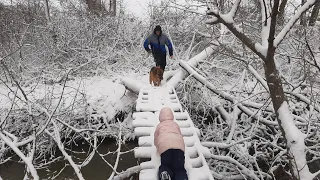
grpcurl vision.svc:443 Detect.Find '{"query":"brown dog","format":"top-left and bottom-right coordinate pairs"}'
top-left (149, 66), bottom-right (164, 86)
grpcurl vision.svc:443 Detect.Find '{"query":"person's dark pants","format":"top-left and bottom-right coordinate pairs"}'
top-left (158, 149), bottom-right (188, 180)
top-left (154, 53), bottom-right (166, 71)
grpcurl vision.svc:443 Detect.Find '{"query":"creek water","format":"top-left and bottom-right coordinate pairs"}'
top-left (0, 138), bottom-right (140, 180)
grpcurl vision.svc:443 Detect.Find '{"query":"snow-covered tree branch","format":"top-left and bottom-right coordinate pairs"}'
top-left (205, 0), bottom-right (319, 179)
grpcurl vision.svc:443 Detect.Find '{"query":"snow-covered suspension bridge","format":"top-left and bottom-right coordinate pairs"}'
top-left (132, 85), bottom-right (215, 180)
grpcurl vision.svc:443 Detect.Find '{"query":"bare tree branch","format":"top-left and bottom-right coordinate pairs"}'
top-left (206, 10), bottom-right (267, 60)
top-left (0, 131), bottom-right (39, 180)
top-left (274, 0), bottom-right (317, 47)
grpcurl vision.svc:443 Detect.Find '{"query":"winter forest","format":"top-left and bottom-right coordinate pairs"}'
top-left (0, 0), bottom-right (319, 179)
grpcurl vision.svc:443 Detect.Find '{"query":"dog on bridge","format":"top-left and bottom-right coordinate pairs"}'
top-left (149, 66), bottom-right (164, 86)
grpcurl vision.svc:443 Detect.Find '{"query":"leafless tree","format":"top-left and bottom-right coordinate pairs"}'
top-left (300, 0), bottom-right (307, 26)
top-left (43, 0), bottom-right (50, 22)
top-left (309, 0), bottom-right (320, 26)
top-left (278, 0), bottom-right (288, 23)
top-left (85, 0), bottom-right (105, 15)
top-left (0, 3), bottom-right (146, 178)
top-left (109, 0), bottom-right (116, 16)
top-left (145, 0), bottom-right (320, 179)
top-left (205, 0), bottom-right (319, 179)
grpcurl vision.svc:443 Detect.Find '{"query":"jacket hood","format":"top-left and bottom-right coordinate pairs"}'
top-left (154, 25), bottom-right (162, 35)
top-left (159, 107), bottom-right (174, 122)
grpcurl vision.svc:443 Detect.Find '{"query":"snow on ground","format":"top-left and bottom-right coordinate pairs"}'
top-left (0, 66), bottom-right (178, 124)
top-left (0, 76), bottom-right (143, 121)
top-left (75, 77), bottom-right (134, 120)
top-left (80, 77), bottom-right (137, 120)
top-left (0, 0), bottom-right (16, 5)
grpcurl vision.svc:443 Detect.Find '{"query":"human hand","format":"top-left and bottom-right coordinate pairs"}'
top-left (145, 51), bottom-right (152, 58)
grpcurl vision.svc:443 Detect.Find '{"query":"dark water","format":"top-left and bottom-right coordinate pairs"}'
top-left (0, 138), bottom-right (139, 180)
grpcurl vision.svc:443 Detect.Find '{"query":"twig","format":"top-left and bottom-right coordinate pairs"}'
top-left (0, 88), bottom-right (18, 128)
top-left (108, 120), bottom-right (122, 180)
top-left (202, 137), bottom-right (251, 148)
top-left (55, 118), bottom-right (104, 133)
top-left (45, 121), bottom-right (84, 180)
top-left (113, 166), bottom-right (141, 180)
top-left (0, 131), bottom-right (39, 180)
top-left (209, 154), bottom-right (260, 180)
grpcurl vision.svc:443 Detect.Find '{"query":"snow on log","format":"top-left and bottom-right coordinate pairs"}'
top-left (167, 44), bottom-right (218, 88)
top-left (278, 102), bottom-right (313, 180)
top-left (121, 77), bottom-right (144, 94)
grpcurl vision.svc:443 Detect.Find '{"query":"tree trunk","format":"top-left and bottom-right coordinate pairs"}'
top-left (264, 57), bottom-right (286, 113)
top-left (278, 0), bottom-right (288, 23)
top-left (86, 0), bottom-right (95, 13)
top-left (265, 0), bottom-right (307, 179)
top-left (300, 0), bottom-right (307, 26)
top-left (206, 0), bottom-right (318, 178)
top-left (309, 0), bottom-right (320, 26)
top-left (109, 0), bottom-right (116, 16)
top-left (265, 0), bottom-right (287, 138)
top-left (86, 0), bottom-right (103, 15)
top-left (263, 56), bottom-right (288, 156)
top-left (113, 0), bottom-right (116, 16)
top-left (266, 0), bottom-right (285, 110)
top-left (44, 0), bottom-right (50, 23)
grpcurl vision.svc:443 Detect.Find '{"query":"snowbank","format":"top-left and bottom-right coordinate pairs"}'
top-left (0, 76), bottom-right (136, 122)
top-left (80, 77), bottom-right (136, 120)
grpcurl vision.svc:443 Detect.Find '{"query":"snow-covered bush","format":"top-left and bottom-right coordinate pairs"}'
top-left (0, 4), bottom-right (147, 178)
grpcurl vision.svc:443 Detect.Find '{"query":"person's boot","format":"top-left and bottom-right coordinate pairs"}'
top-left (160, 171), bottom-right (172, 180)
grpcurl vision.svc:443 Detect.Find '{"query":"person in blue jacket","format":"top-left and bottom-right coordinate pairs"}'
top-left (144, 25), bottom-right (174, 71)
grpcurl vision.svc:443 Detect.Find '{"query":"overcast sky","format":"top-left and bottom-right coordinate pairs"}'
top-left (123, 0), bottom-right (152, 18)
top-left (0, 0), bottom-right (152, 18)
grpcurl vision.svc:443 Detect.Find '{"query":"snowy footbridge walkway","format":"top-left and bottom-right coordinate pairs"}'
top-left (132, 85), bottom-right (214, 180)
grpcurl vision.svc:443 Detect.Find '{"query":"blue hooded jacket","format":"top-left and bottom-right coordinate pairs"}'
top-left (144, 26), bottom-right (173, 57)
